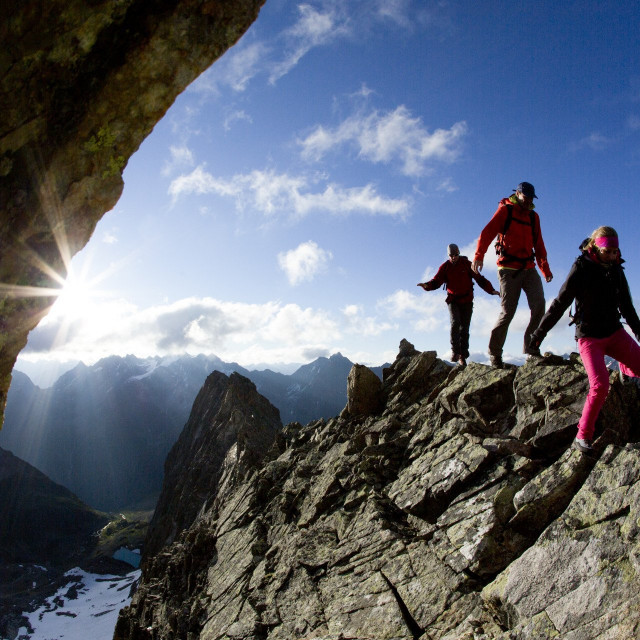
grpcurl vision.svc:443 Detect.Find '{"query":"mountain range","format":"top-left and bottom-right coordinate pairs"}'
top-left (0, 353), bottom-right (385, 511)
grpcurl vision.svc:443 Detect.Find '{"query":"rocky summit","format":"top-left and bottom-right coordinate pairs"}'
top-left (115, 340), bottom-right (640, 639)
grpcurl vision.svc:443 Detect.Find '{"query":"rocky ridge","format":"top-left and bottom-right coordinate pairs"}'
top-left (115, 340), bottom-right (640, 639)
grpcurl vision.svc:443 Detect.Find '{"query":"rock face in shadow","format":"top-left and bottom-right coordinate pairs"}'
top-left (144, 371), bottom-right (282, 559)
top-left (0, 0), bottom-right (265, 425)
top-left (0, 447), bottom-right (108, 564)
top-left (114, 343), bottom-right (640, 639)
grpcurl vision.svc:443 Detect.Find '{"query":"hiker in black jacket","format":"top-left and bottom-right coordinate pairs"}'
top-left (530, 226), bottom-right (640, 453)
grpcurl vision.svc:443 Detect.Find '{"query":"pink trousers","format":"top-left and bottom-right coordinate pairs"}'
top-left (577, 327), bottom-right (640, 441)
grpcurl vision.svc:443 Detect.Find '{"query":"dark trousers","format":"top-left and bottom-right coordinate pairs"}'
top-left (448, 300), bottom-right (473, 358)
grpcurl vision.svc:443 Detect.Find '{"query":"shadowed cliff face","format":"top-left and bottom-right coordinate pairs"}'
top-left (0, 0), bottom-right (265, 425)
top-left (115, 342), bottom-right (640, 639)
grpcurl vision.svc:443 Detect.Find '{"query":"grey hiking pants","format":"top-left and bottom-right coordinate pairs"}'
top-left (488, 268), bottom-right (545, 358)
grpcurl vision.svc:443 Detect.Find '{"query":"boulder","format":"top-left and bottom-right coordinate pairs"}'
top-left (346, 364), bottom-right (383, 417)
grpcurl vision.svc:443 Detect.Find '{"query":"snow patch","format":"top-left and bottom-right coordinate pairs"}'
top-left (18, 567), bottom-right (140, 640)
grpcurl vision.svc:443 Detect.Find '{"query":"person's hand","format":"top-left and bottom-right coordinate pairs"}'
top-left (417, 283), bottom-right (428, 291)
top-left (472, 259), bottom-right (483, 274)
top-left (491, 289), bottom-right (500, 296)
top-left (545, 274), bottom-right (553, 283)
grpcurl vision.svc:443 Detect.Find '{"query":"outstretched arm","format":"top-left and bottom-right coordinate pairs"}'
top-left (417, 261), bottom-right (448, 292)
top-left (531, 261), bottom-right (579, 345)
top-left (533, 213), bottom-right (553, 282)
top-left (473, 205), bottom-right (509, 272)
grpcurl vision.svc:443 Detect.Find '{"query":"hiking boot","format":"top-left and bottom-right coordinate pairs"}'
top-left (490, 355), bottom-right (504, 369)
top-left (458, 356), bottom-right (467, 367)
top-left (524, 346), bottom-right (541, 358)
top-left (574, 438), bottom-right (594, 454)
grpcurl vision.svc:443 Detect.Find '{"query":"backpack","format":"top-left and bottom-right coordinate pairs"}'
top-left (494, 204), bottom-right (537, 267)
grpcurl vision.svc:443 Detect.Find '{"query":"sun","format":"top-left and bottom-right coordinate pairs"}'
top-left (51, 271), bottom-right (94, 321)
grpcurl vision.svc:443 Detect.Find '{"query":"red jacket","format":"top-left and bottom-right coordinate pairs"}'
top-left (423, 256), bottom-right (496, 304)
top-left (474, 196), bottom-right (552, 279)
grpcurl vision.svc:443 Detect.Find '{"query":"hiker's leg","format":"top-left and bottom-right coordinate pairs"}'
top-left (522, 269), bottom-right (545, 353)
top-left (577, 335), bottom-right (610, 441)
top-left (448, 302), bottom-right (462, 357)
top-left (459, 301), bottom-right (473, 359)
top-left (608, 328), bottom-right (640, 378)
top-left (488, 270), bottom-right (521, 358)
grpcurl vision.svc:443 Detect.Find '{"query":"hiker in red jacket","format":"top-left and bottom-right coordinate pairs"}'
top-left (471, 182), bottom-right (553, 368)
top-left (419, 243), bottom-right (498, 366)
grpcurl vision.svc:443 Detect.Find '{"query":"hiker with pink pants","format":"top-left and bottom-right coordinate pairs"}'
top-left (530, 226), bottom-right (640, 453)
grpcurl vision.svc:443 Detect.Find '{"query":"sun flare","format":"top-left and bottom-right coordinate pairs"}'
top-left (51, 273), bottom-right (93, 320)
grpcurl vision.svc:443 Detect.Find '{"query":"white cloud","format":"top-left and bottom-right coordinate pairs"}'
top-left (299, 106), bottom-right (467, 176)
top-left (375, 0), bottom-right (412, 27)
top-left (436, 177), bottom-right (458, 193)
top-left (278, 241), bottom-right (333, 285)
top-left (268, 4), bottom-right (347, 84)
top-left (223, 110), bottom-right (253, 131)
top-left (377, 288), bottom-right (448, 333)
top-left (192, 41), bottom-right (270, 95)
top-left (261, 303), bottom-right (338, 344)
top-left (470, 296), bottom-right (503, 336)
top-left (102, 231), bottom-right (118, 245)
top-left (226, 42), bottom-right (270, 92)
top-left (168, 166), bottom-right (241, 201)
top-left (570, 132), bottom-right (613, 152)
top-left (190, 1), bottom-right (450, 98)
top-left (162, 145), bottom-right (195, 176)
top-left (169, 167), bottom-right (410, 218)
top-left (24, 296), bottom-right (345, 365)
top-left (342, 304), bottom-right (395, 336)
top-left (192, 4), bottom-right (345, 94)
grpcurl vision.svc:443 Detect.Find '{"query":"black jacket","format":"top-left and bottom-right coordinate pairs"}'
top-left (533, 251), bottom-right (640, 342)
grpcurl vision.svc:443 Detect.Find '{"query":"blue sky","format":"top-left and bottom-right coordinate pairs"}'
top-left (17, 0), bottom-right (640, 375)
